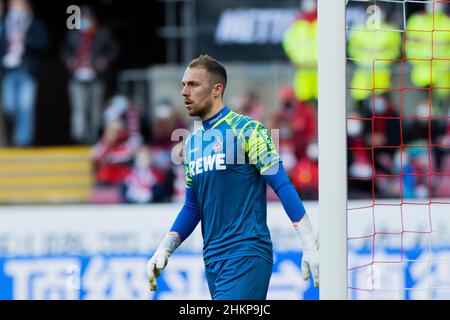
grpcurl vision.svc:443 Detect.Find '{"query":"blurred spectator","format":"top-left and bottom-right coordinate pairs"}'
top-left (122, 146), bottom-right (166, 204)
top-left (269, 85), bottom-right (318, 199)
top-left (61, 5), bottom-right (119, 144)
top-left (291, 142), bottom-right (318, 200)
top-left (434, 153), bottom-right (450, 197)
top-left (92, 119), bottom-right (137, 186)
top-left (282, 0), bottom-right (317, 101)
top-left (393, 146), bottom-right (433, 199)
top-left (144, 100), bottom-right (186, 203)
top-left (370, 149), bottom-right (403, 199)
top-left (353, 94), bottom-right (401, 198)
top-left (0, 0), bottom-right (48, 146)
top-left (409, 146), bottom-right (433, 198)
top-left (149, 147), bottom-right (176, 202)
top-left (271, 86), bottom-right (317, 160)
top-left (347, 9), bottom-right (401, 101)
top-left (345, 1), bottom-right (366, 32)
top-left (103, 94), bottom-right (142, 146)
top-left (347, 111), bottom-right (373, 198)
top-left (435, 117), bottom-right (450, 171)
top-left (233, 91), bottom-right (268, 124)
top-left (405, 3), bottom-right (450, 101)
top-left (0, 0), bottom-right (5, 146)
top-left (347, 114), bottom-right (372, 178)
top-left (150, 100), bottom-right (187, 150)
top-left (172, 146), bottom-right (187, 203)
top-left (361, 94), bottom-right (401, 174)
top-left (403, 99), bottom-right (446, 145)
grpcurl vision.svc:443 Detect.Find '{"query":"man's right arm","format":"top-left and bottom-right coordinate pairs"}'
top-left (146, 186), bottom-right (201, 291)
top-left (169, 187), bottom-right (201, 241)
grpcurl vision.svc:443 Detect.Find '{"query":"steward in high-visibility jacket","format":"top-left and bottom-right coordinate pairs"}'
top-left (405, 9), bottom-right (450, 99)
top-left (283, 10), bottom-right (317, 102)
top-left (348, 20), bottom-right (401, 101)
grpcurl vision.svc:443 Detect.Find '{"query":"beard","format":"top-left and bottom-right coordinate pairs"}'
top-left (187, 95), bottom-right (214, 118)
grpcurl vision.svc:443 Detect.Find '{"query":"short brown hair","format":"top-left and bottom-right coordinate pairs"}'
top-left (188, 54), bottom-right (227, 95)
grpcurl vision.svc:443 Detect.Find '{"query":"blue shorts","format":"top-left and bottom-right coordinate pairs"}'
top-left (205, 255), bottom-right (273, 300)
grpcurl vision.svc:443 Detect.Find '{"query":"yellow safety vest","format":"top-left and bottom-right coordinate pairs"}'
top-left (283, 19), bottom-right (317, 67)
top-left (348, 22), bottom-right (401, 100)
top-left (405, 11), bottom-right (450, 94)
top-left (283, 18), bottom-right (318, 101)
top-left (348, 22), bottom-right (401, 67)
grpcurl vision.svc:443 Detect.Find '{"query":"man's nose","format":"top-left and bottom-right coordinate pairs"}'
top-left (181, 87), bottom-right (189, 97)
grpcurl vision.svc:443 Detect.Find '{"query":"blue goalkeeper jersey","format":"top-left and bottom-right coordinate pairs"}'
top-left (183, 106), bottom-right (281, 265)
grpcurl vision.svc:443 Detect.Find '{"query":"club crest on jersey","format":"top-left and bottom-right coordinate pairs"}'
top-left (213, 138), bottom-right (223, 152)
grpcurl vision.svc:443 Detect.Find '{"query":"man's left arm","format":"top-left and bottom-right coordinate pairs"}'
top-left (263, 164), bottom-right (319, 287)
top-left (243, 121), bottom-right (319, 287)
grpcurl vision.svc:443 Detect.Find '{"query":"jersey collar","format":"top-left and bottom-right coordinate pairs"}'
top-left (202, 106), bottom-right (230, 130)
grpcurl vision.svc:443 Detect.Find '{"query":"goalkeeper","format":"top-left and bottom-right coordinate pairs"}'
top-left (147, 55), bottom-right (319, 300)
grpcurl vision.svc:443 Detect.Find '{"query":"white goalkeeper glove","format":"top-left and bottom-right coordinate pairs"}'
top-left (146, 232), bottom-right (181, 291)
top-left (294, 214), bottom-right (320, 287)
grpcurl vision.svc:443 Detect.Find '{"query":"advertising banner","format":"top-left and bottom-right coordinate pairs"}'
top-left (195, 0), bottom-right (299, 61)
top-left (0, 202), bottom-right (449, 299)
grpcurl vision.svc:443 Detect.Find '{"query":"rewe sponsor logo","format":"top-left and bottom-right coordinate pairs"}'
top-left (189, 153), bottom-right (226, 176)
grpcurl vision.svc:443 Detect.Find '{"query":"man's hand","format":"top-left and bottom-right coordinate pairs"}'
top-left (294, 214), bottom-right (320, 287)
top-left (301, 242), bottom-right (319, 287)
top-left (146, 249), bottom-right (170, 291)
top-left (146, 232), bottom-right (181, 291)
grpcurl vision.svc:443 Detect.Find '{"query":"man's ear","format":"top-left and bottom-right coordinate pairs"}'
top-left (213, 83), bottom-right (224, 99)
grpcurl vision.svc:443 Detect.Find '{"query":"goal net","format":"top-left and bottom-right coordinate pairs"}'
top-left (345, 0), bottom-right (450, 299)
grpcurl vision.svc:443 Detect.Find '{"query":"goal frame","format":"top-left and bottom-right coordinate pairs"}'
top-left (318, 0), bottom-right (348, 300)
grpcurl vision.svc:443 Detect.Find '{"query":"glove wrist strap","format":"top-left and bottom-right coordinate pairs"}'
top-left (159, 232), bottom-right (181, 255)
top-left (294, 214), bottom-right (316, 250)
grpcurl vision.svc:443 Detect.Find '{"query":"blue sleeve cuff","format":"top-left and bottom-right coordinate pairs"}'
top-left (263, 162), bottom-right (306, 223)
top-left (170, 188), bottom-right (201, 242)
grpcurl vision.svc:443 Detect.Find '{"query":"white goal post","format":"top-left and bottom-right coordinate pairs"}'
top-left (318, 0), bottom-right (348, 299)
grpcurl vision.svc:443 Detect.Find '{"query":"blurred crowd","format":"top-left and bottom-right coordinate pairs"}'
top-left (90, 84), bottom-right (319, 204)
top-left (0, 0), bottom-right (48, 146)
top-left (0, 1), bottom-right (120, 146)
top-left (343, 1), bottom-right (450, 200)
top-left (91, 94), bottom-right (187, 204)
top-left (285, 0), bottom-right (450, 200)
top-left (347, 93), bottom-right (450, 200)
top-left (0, 0), bottom-right (448, 203)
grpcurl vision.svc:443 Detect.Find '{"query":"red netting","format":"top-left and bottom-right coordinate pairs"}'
top-left (346, 0), bottom-right (450, 299)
